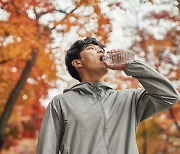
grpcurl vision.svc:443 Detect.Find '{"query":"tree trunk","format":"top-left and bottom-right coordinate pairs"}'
top-left (143, 121), bottom-right (147, 154)
top-left (169, 108), bottom-right (180, 135)
top-left (0, 51), bottom-right (37, 150)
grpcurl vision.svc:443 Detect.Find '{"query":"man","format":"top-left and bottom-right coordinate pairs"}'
top-left (37, 37), bottom-right (179, 154)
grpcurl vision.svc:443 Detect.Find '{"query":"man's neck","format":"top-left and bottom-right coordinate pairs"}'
top-left (80, 72), bottom-right (104, 82)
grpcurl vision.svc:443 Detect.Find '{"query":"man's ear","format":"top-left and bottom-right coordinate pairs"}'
top-left (71, 59), bottom-right (83, 68)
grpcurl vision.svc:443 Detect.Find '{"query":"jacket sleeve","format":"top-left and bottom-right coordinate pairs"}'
top-left (36, 96), bottom-right (64, 154)
top-left (124, 60), bottom-right (179, 123)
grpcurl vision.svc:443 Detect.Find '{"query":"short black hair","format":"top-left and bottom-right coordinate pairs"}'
top-left (65, 37), bottom-right (105, 82)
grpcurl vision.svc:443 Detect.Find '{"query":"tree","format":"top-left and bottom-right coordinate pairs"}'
top-left (0, 0), bottom-right (111, 151)
top-left (103, 0), bottom-right (180, 153)
top-left (128, 1), bottom-right (180, 153)
top-left (0, 0), bottom-right (179, 153)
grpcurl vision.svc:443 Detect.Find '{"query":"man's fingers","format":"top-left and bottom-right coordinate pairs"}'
top-left (103, 62), bottom-right (128, 70)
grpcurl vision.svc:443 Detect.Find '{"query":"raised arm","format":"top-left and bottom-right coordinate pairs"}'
top-left (37, 96), bottom-right (64, 154)
top-left (124, 60), bottom-right (179, 122)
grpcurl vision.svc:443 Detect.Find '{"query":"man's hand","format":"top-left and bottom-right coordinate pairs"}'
top-left (104, 62), bottom-right (128, 70)
top-left (103, 49), bottom-right (129, 70)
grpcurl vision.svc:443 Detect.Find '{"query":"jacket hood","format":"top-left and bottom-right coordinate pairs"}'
top-left (63, 82), bottom-right (113, 98)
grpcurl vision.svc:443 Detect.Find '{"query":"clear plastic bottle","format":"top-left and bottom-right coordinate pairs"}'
top-left (100, 50), bottom-right (135, 64)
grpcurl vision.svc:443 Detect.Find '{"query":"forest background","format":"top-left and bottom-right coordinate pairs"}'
top-left (0, 0), bottom-right (180, 153)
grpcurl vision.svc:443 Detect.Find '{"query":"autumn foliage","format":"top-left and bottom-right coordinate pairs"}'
top-left (0, 0), bottom-right (111, 153)
top-left (0, 0), bottom-right (179, 153)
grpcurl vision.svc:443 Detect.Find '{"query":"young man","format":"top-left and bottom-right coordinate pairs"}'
top-left (37, 37), bottom-right (179, 154)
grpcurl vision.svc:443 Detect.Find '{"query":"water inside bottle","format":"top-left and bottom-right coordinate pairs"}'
top-left (100, 51), bottom-right (134, 64)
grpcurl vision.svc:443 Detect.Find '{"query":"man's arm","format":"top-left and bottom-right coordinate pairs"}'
top-left (124, 60), bottom-right (179, 122)
top-left (36, 96), bottom-right (64, 154)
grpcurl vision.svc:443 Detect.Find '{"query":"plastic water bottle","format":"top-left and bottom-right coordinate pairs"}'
top-left (100, 50), bottom-right (135, 64)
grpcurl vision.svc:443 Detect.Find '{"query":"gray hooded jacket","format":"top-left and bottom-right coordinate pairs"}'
top-left (37, 61), bottom-right (179, 154)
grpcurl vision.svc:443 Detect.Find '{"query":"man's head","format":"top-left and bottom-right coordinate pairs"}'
top-left (65, 37), bottom-right (108, 82)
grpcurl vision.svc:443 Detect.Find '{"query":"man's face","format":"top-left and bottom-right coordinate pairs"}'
top-left (79, 44), bottom-right (108, 75)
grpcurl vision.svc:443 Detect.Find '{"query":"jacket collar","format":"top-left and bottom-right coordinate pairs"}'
top-left (63, 82), bottom-right (113, 98)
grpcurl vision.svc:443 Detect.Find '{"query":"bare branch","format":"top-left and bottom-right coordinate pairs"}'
top-left (0, 52), bottom-right (25, 65)
top-left (50, 6), bottom-right (79, 30)
top-left (0, 58), bottom-right (13, 64)
top-left (56, 8), bottom-right (68, 15)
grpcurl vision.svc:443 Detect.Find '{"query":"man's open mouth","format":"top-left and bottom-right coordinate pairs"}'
top-left (99, 55), bottom-right (105, 61)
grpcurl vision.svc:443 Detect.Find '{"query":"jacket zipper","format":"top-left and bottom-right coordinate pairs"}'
top-left (97, 97), bottom-right (109, 154)
top-left (93, 84), bottom-right (109, 153)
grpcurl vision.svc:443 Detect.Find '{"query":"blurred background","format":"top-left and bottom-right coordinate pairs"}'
top-left (0, 0), bottom-right (180, 153)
